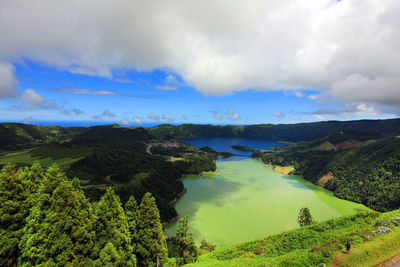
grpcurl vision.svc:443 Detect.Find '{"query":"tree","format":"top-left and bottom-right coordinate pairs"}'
top-left (0, 163), bottom-right (43, 266)
top-left (94, 187), bottom-right (136, 266)
top-left (297, 207), bottom-right (316, 227)
top-left (199, 239), bottom-right (216, 254)
top-left (176, 216), bottom-right (198, 264)
top-left (136, 192), bottom-right (168, 267)
top-left (125, 196), bottom-right (139, 251)
top-left (19, 166), bottom-right (97, 265)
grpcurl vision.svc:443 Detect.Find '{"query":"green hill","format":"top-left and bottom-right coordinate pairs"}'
top-left (187, 210), bottom-right (400, 266)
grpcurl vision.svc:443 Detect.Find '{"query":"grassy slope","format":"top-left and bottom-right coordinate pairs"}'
top-left (187, 210), bottom-right (400, 267)
top-left (0, 145), bottom-right (93, 168)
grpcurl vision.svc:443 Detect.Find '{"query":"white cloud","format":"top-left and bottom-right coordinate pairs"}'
top-left (0, 0), bottom-right (399, 110)
top-left (272, 111), bottom-right (285, 118)
top-left (11, 88), bottom-right (58, 110)
top-left (120, 119), bottom-right (129, 125)
top-left (132, 117), bottom-right (142, 124)
top-left (162, 114), bottom-right (174, 121)
top-left (58, 88), bottom-right (118, 95)
top-left (182, 115), bottom-right (189, 120)
top-left (310, 102), bottom-right (380, 117)
top-left (148, 112), bottom-right (160, 122)
top-left (314, 114), bottom-right (326, 121)
top-left (0, 62), bottom-right (17, 97)
top-left (229, 113), bottom-right (241, 121)
top-left (211, 111), bottom-right (223, 120)
top-left (22, 89), bottom-right (44, 104)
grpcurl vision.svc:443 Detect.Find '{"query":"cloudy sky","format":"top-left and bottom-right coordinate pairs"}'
top-left (0, 0), bottom-right (399, 125)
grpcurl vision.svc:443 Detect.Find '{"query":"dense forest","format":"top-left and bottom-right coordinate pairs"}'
top-left (257, 130), bottom-right (400, 212)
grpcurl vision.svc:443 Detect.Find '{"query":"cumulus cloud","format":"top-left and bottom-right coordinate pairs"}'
top-left (0, 0), bottom-right (399, 110)
top-left (93, 109), bottom-right (116, 120)
top-left (0, 62), bottom-right (17, 97)
top-left (211, 111), bottom-right (223, 120)
top-left (120, 119), bottom-right (129, 125)
top-left (226, 109), bottom-right (241, 121)
top-left (148, 112), bottom-right (160, 122)
top-left (182, 115), bottom-right (189, 120)
top-left (11, 89), bottom-right (58, 110)
top-left (229, 113), bottom-right (241, 121)
top-left (132, 117), bottom-right (142, 124)
top-left (272, 111), bottom-right (285, 118)
top-left (162, 114), bottom-right (174, 121)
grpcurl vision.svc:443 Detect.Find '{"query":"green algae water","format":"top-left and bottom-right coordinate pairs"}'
top-left (164, 156), bottom-right (370, 247)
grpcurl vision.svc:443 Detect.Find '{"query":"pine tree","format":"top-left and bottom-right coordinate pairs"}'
top-left (94, 187), bottom-right (136, 266)
top-left (125, 196), bottom-right (139, 251)
top-left (176, 216), bottom-right (198, 264)
top-left (0, 163), bottom-right (43, 266)
top-left (136, 192), bottom-right (168, 267)
top-left (98, 242), bottom-right (122, 266)
top-left (19, 166), bottom-right (96, 265)
top-left (297, 207), bottom-right (316, 227)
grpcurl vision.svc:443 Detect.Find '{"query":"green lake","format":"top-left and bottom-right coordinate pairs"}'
top-left (164, 156), bottom-right (370, 247)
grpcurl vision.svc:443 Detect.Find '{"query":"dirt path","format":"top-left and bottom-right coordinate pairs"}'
top-left (332, 253), bottom-right (349, 267)
top-left (375, 255), bottom-right (400, 267)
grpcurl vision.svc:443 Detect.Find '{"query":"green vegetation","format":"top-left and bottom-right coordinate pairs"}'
top-left (230, 145), bottom-right (262, 153)
top-left (0, 164), bottom-right (168, 266)
top-left (189, 210), bottom-right (400, 266)
top-left (297, 207), bottom-right (316, 227)
top-left (257, 131), bottom-right (400, 212)
top-left (149, 119), bottom-right (400, 141)
top-left (176, 216), bottom-right (198, 264)
top-left (0, 144), bottom-right (93, 168)
top-left (0, 124), bottom-right (217, 222)
top-left (136, 192), bottom-right (168, 266)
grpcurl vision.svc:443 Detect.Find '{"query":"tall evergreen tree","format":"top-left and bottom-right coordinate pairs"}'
top-left (176, 216), bottom-right (198, 264)
top-left (0, 163), bottom-right (43, 266)
top-left (125, 196), bottom-right (139, 251)
top-left (297, 207), bottom-right (316, 227)
top-left (19, 166), bottom-right (96, 265)
top-left (136, 192), bottom-right (168, 267)
top-left (94, 187), bottom-right (136, 266)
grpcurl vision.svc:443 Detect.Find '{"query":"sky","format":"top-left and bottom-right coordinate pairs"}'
top-left (0, 0), bottom-right (399, 126)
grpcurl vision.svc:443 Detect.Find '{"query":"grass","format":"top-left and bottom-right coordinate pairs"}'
top-left (0, 145), bottom-right (93, 168)
top-left (182, 210), bottom-right (400, 267)
top-left (316, 141), bottom-right (336, 151)
top-left (273, 165), bottom-right (295, 174)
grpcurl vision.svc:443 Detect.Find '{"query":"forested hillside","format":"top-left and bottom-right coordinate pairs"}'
top-left (149, 118), bottom-right (400, 141)
top-left (0, 123), bottom-right (218, 222)
top-left (257, 131), bottom-right (400, 212)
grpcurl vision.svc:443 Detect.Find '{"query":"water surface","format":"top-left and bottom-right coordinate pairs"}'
top-left (165, 139), bottom-right (370, 247)
top-left (185, 137), bottom-right (284, 155)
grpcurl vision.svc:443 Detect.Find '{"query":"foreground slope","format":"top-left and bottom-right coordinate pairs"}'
top-left (188, 210), bottom-right (400, 266)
